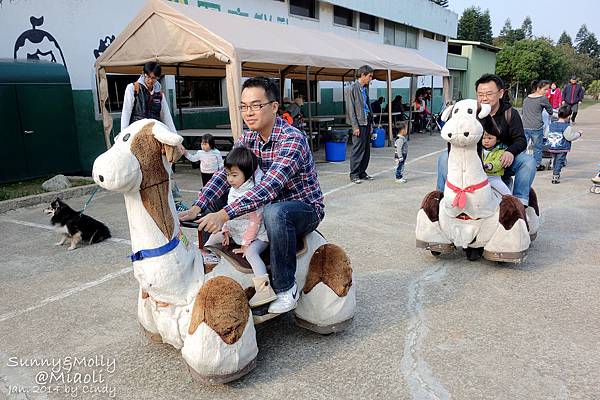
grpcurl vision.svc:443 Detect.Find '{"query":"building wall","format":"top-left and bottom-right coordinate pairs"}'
top-left (0, 0), bottom-right (455, 173)
top-left (461, 45), bottom-right (498, 99)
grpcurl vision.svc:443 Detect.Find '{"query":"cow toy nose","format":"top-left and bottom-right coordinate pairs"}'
top-left (463, 132), bottom-right (469, 137)
top-left (99, 175), bottom-right (104, 182)
top-left (447, 133), bottom-right (452, 138)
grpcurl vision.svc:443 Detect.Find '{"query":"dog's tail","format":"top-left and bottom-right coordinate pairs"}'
top-left (89, 226), bottom-right (112, 244)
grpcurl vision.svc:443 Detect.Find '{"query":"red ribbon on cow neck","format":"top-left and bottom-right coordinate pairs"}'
top-left (446, 179), bottom-right (489, 209)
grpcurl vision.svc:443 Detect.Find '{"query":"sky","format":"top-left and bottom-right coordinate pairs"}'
top-left (446, 0), bottom-right (600, 43)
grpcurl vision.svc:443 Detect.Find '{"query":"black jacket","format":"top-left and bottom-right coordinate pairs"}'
top-left (484, 100), bottom-right (527, 156)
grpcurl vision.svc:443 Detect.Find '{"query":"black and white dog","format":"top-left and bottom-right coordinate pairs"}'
top-left (44, 198), bottom-right (111, 250)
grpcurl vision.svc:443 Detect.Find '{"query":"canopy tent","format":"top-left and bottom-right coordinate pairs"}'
top-left (95, 0), bottom-right (449, 148)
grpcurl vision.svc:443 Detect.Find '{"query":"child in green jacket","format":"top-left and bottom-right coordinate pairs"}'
top-left (482, 131), bottom-right (512, 195)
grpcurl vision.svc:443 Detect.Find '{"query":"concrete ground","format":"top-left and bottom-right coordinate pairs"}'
top-left (1, 105), bottom-right (599, 399)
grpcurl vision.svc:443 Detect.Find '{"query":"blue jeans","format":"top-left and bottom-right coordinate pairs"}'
top-left (552, 152), bottom-right (568, 176)
top-left (264, 201), bottom-right (321, 293)
top-left (396, 151), bottom-right (407, 179)
top-left (524, 128), bottom-right (544, 167)
top-left (436, 150), bottom-right (536, 205)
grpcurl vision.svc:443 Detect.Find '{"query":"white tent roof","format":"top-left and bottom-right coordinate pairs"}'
top-left (95, 0), bottom-right (448, 80)
top-left (95, 0), bottom-right (448, 146)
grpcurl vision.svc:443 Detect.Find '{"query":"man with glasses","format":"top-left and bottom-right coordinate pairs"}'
top-left (120, 61), bottom-right (187, 211)
top-left (180, 77), bottom-right (324, 314)
top-left (345, 65), bottom-right (375, 184)
top-left (436, 74), bottom-right (536, 207)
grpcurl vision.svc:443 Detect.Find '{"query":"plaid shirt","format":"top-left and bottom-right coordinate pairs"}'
top-left (195, 117), bottom-right (324, 221)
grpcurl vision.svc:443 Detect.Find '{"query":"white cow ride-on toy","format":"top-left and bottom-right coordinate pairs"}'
top-left (92, 119), bottom-right (356, 383)
top-left (415, 99), bottom-right (540, 263)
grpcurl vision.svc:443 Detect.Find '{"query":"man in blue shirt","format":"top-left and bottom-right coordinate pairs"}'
top-left (345, 65), bottom-right (374, 184)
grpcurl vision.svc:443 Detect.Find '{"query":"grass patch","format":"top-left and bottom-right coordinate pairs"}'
top-left (579, 99), bottom-right (600, 110)
top-left (0, 177), bottom-right (94, 202)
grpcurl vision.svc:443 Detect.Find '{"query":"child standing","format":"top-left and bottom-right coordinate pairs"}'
top-left (394, 122), bottom-right (408, 183)
top-left (204, 147), bottom-right (276, 307)
top-left (182, 133), bottom-right (223, 186)
top-left (481, 130), bottom-right (512, 195)
top-left (547, 105), bottom-right (583, 184)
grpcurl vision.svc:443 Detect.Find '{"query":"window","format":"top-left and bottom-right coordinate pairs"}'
top-left (333, 5), bottom-right (354, 27)
top-left (291, 79), bottom-right (317, 102)
top-left (176, 77), bottom-right (222, 108)
top-left (359, 13), bottom-right (378, 31)
top-left (435, 34), bottom-right (446, 42)
top-left (423, 30), bottom-right (435, 39)
top-left (450, 70), bottom-right (463, 101)
top-left (290, 0), bottom-right (318, 19)
top-left (104, 74), bottom-right (140, 113)
top-left (383, 20), bottom-right (418, 49)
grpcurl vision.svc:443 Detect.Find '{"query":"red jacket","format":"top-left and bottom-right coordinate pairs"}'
top-left (545, 88), bottom-right (562, 109)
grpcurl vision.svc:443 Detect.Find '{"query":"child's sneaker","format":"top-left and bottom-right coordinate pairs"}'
top-left (175, 201), bottom-right (189, 212)
top-left (395, 178), bottom-right (407, 183)
top-left (592, 173), bottom-right (600, 184)
top-left (249, 274), bottom-right (277, 307)
top-left (552, 175), bottom-right (560, 184)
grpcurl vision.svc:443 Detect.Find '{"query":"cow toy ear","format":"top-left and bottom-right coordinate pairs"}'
top-left (478, 103), bottom-right (491, 119)
top-left (441, 104), bottom-right (454, 122)
top-left (152, 122), bottom-right (183, 147)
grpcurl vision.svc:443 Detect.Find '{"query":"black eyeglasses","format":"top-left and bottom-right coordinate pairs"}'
top-left (238, 101), bottom-right (274, 112)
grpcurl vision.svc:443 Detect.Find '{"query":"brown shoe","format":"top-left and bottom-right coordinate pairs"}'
top-left (249, 275), bottom-right (277, 307)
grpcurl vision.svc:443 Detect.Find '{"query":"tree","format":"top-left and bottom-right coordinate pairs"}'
top-left (496, 39), bottom-right (567, 89)
top-left (558, 31), bottom-right (573, 46)
top-left (457, 7), bottom-right (493, 44)
top-left (557, 44), bottom-right (599, 87)
top-left (429, 0), bottom-right (449, 7)
top-left (587, 80), bottom-right (600, 100)
top-left (575, 24), bottom-right (590, 45)
top-left (496, 17), bottom-right (525, 46)
top-left (521, 16), bottom-right (533, 39)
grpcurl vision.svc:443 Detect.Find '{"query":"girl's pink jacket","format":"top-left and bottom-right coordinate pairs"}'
top-left (546, 88), bottom-right (562, 109)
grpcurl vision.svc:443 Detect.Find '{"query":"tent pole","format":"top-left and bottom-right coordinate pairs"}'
top-left (176, 64), bottom-right (184, 130)
top-left (407, 76), bottom-right (415, 140)
top-left (387, 69), bottom-right (393, 146)
top-left (306, 66), bottom-right (313, 151)
top-left (341, 75), bottom-right (345, 116)
top-left (279, 69), bottom-right (285, 104)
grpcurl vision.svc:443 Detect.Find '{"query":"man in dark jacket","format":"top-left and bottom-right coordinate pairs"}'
top-left (345, 65), bottom-right (374, 184)
top-left (562, 75), bottom-right (585, 123)
top-left (436, 74), bottom-right (536, 206)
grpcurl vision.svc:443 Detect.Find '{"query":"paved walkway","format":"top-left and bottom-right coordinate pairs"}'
top-left (1, 105), bottom-right (599, 399)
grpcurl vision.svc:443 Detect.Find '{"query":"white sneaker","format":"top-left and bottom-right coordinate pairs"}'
top-left (267, 282), bottom-right (300, 314)
top-left (395, 178), bottom-right (407, 183)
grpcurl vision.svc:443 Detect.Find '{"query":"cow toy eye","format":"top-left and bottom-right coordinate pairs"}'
top-left (467, 108), bottom-right (473, 114)
top-left (123, 133), bottom-right (131, 142)
top-left (454, 108), bottom-right (459, 114)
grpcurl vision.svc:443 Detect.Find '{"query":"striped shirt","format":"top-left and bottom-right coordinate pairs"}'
top-left (194, 117), bottom-right (324, 221)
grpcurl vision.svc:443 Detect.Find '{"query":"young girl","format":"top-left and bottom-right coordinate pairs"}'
top-left (204, 147), bottom-right (276, 307)
top-left (547, 105), bottom-right (583, 184)
top-left (182, 134), bottom-right (223, 186)
top-left (481, 130), bottom-right (512, 196)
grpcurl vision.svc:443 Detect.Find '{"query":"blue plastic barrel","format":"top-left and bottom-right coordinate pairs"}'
top-left (325, 141), bottom-right (347, 162)
top-left (372, 127), bottom-right (386, 148)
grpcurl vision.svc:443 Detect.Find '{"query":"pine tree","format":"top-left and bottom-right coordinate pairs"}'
top-left (521, 16), bottom-right (533, 39)
top-left (558, 31), bottom-right (573, 46)
top-left (479, 10), bottom-right (493, 44)
top-left (429, 0), bottom-right (449, 7)
top-left (499, 18), bottom-right (513, 38)
top-left (457, 7), bottom-right (493, 44)
top-left (575, 24), bottom-right (589, 45)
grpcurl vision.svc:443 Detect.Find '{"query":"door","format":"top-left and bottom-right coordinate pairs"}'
top-left (0, 85), bottom-right (29, 183)
top-left (17, 85), bottom-right (81, 177)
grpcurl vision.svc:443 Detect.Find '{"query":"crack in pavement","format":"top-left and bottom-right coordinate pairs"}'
top-left (401, 263), bottom-right (450, 400)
